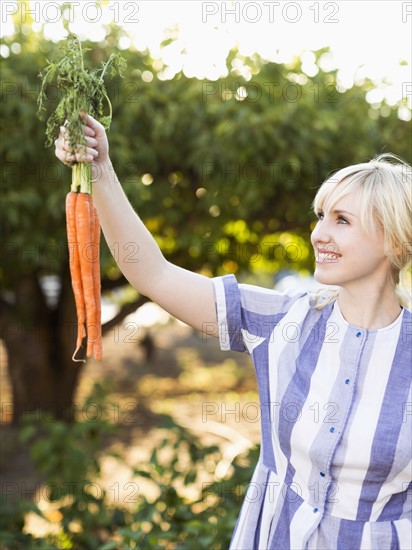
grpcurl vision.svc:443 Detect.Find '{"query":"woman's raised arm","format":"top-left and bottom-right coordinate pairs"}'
top-left (55, 114), bottom-right (218, 336)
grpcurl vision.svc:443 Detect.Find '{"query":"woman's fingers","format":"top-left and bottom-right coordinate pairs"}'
top-left (55, 126), bottom-right (98, 165)
top-left (61, 139), bottom-right (97, 153)
top-left (56, 147), bottom-right (95, 165)
top-left (55, 131), bottom-right (71, 165)
top-left (55, 115), bottom-right (108, 167)
top-left (85, 135), bottom-right (98, 147)
top-left (62, 136), bottom-right (98, 151)
top-left (85, 114), bottom-right (104, 135)
top-left (83, 124), bottom-right (96, 138)
top-left (59, 126), bottom-right (98, 150)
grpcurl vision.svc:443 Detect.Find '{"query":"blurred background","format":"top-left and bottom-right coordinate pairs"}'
top-left (1, 1), bottom-right (411, 547)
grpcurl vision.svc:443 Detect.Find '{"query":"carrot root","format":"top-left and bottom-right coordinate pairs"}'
top-left (66, 191), bottom-right (87, 361)
top-left (92, 206), bottom-right (102, 361)
top-left (72, 347), bottom-right (86, 363)
top-left (67, 190), bottom-right (102, 363)
top-left (76, 192), bottom-right (96, 358)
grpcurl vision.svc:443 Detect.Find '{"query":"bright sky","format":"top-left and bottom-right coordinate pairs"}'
top-left (1, 0), bottom-right (411, 111)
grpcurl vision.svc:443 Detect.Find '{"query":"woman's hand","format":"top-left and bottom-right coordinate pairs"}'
top-left (54, 114), bottom-right (109, 171)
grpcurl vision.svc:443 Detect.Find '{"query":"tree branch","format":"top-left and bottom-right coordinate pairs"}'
top-left (101, 295), bottom-right (151, 335)
top-left (101, 274), bottom-right (129, 291)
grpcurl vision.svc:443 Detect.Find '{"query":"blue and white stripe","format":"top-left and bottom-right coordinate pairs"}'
top-left (212, 274), bottom-right (412, 549)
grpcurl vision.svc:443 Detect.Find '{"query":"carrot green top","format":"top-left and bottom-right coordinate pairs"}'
top-left (37, 33), bottom-right (126, 155)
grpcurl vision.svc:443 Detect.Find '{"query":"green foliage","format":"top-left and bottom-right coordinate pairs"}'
top-left (20, 384), bottom-right (111, 486)
top-left (37, 33), bottom-right (126, 149)
top-left (2, 27), bottom-right (410, 289)
top-left (1, 384), bottom-right (258, 549)
top-left (10, 386), bottom-right (114, 548)
top-left (0, 501), bottom-right (49, 549)
top-left (124, 423), bottom-right (258, 549)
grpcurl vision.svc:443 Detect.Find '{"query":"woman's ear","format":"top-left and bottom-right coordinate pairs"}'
top-left (400, 242), bottom-right (412, 263)
top-left (385, 240), bottom-right (404, 258)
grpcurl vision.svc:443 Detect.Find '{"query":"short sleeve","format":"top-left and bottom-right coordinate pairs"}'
top-left (212, 274), bottom-right (308, 354)
top-left (212, 274), bottom-right (245, 352)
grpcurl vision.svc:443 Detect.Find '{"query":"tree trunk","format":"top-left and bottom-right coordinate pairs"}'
top-left (2, 272), bottom-right (83, 425)
top-left (1, 271), bottom-right (149, 425)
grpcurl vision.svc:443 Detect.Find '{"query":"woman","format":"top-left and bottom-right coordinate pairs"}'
top-left (55, 115), bottom-right (411, 549)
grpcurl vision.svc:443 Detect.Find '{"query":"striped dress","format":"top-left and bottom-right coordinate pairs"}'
top-left (212, 275), bottom-right (412, 549)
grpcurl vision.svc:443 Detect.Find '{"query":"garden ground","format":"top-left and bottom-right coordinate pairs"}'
top-left (0, 311), bottom-right (261, 538)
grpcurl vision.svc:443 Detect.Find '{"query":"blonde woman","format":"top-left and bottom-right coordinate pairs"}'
top-left (55, 115), bottom-right (411, 549)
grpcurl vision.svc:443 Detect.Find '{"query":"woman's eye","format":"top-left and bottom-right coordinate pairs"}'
top-left (337, 216), bottom-right (349, 224)
top-left (316, 212), bottom-right (324, 220)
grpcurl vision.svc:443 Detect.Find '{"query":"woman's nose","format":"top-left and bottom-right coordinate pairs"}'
top-left (311, 221), bottom-right (332, 246)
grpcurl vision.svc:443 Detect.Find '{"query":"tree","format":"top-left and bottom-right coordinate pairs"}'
top-left (1, 26), bottom-right (410, 423)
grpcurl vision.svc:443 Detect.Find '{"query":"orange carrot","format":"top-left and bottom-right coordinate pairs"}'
top-left (92, 206), bottom-right (102, 361)
top-left (76, 192), bottom-right (96, 358)
top-left (66, 191), bottom-right (86, 362)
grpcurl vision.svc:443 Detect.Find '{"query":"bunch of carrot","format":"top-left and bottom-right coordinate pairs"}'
top-left (66, 164), bottom-right (102, 361)
top-left (37, 34), bottom-right (126, 362)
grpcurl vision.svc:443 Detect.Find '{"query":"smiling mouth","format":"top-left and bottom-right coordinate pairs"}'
top-left (316, 249), bottom-right (341, 263)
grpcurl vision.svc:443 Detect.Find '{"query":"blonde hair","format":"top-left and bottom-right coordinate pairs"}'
top-left (312, 153), bottom-right (412, 310)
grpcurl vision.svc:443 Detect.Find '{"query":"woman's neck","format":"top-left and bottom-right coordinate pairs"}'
top-left (337, 285), bottom-right (402, 329)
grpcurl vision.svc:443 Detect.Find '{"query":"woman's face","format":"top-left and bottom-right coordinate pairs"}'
top-left (310, 190), bottom-right (390, 290)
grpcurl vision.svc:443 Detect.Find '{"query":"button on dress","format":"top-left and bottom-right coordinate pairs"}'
top-left (212, 274), bottom-right (412, 549)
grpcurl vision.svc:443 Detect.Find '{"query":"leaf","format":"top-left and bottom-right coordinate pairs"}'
top-left (19, 425), bottom-right (37, 443)
top-left (37, 33), bottom-right (126, 147)
top-left (98, 542), bottom-right (118, 550)
top-left (133, 469), bottom-right (152, 479)
top-left (183, 471), bottom-right (197, 485)
top-left (100, 116), bottom-right (111, 129)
